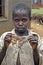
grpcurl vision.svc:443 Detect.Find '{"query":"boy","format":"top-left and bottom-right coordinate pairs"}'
top-left (0, 3), bottom-right (43, 65)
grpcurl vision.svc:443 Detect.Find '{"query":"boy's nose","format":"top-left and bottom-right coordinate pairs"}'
top-left (19, 21), bottom-right (23, 25)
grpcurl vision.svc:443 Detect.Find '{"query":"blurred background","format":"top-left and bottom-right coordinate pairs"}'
top-left (31, 0), bottom-right (43, 41)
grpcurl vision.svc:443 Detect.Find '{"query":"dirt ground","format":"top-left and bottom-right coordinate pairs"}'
top-left (31, 20), bottom-right (43, 41)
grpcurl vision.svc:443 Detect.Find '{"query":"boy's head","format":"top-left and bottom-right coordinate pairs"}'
top-left (12, 3), bottom-right (31, 33)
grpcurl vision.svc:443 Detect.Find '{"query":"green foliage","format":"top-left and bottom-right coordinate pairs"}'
top-left (32, 8), bottom-right (43, 15)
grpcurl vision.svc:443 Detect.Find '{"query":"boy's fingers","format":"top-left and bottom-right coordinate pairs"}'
top-left (4, 33), bottom-right (12, 43)
top-left (29, 38), bottom-right (38, 45)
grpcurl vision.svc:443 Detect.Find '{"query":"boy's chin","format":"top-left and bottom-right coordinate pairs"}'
top-left (18, 29), bottom-right (25, 32)
top-left (17, 28), bottom-right (26, 32)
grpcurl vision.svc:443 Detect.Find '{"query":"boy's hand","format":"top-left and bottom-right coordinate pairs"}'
top-left (11, 34), bottom-right (18, 44)
top-left (4, 33), bottom-right (12, 48)
top-left (28, 35), bottom-right (38, 50)
top-left (11, 35), bottom-right (26, 45)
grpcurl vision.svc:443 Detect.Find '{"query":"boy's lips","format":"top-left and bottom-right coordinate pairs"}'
top-left (17, 26), bottom-right (25, 29)
top-left (17, 27), bottom-right (25, 29)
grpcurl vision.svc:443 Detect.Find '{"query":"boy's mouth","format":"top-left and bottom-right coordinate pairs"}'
top-left (16, 27), bottom-right (26, 32)
top-left (17, 27), bottom-right (25, 30)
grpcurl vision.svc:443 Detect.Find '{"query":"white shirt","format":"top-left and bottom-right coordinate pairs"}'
top-left (0, 29), bottom-right (43, 65)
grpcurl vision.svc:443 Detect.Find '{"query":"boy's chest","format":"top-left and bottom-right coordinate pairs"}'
top-left (5, 41), bottom-right (34, 65)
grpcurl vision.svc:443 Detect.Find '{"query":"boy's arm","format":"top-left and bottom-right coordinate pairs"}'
top-left (0, 33), bottom-right (7, 65)
top-left (0, 32), bottom-right (12, 65)
top-left (0, 46), bottom-right (7, 65)
top-left (0, 37), bottom-right (6, 64)
top-left (29, 33), bottom-right (43, 65)
top-left (33, 49), bottom-right (39, 65)
top-left (1, 54), bottom-right (7, 65)
top-left (28, 34), bottom-right (40, 65)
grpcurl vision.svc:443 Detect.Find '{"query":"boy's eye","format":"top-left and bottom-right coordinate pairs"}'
top-left (14, 19), bottom-right (20, 22)
top-left (14, 18), bottom-right (28, 22)
top-left (22, 18), bottom-right (28, 22)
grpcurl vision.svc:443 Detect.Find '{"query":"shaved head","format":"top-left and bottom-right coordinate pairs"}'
top-left (12, 3), bottom-right (31, 20)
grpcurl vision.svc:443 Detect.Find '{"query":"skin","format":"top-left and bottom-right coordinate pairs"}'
top-left (13, 9), bottom-right (30, 34)
top-left (29, 35), bottom-right (38, 50)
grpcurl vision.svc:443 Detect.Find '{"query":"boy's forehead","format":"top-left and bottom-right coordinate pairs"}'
top-left (14, 9), bottom-right (28, 17)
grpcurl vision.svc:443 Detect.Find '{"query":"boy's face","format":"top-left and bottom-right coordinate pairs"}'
top-left (13, 9), bottom-right (30, 32)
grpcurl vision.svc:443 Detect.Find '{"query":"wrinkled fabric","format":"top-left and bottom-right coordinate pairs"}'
top-left (0, 29), bottom-right (43, 65)
top-left (1, 40), bottom-right (34, 65)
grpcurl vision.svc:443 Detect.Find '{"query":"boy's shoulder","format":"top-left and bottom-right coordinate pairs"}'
top-left (0, 28), bottom-right (15, 39)
top-left (28, 29), bottom-right (40, 39)
top-left (0, 31), bottom-right (11, 40)
top-left (28, 29), bottom-right (39, 35)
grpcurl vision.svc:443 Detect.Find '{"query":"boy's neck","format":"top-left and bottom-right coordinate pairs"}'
top-left (15, 29), bottom-right (28, 36)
